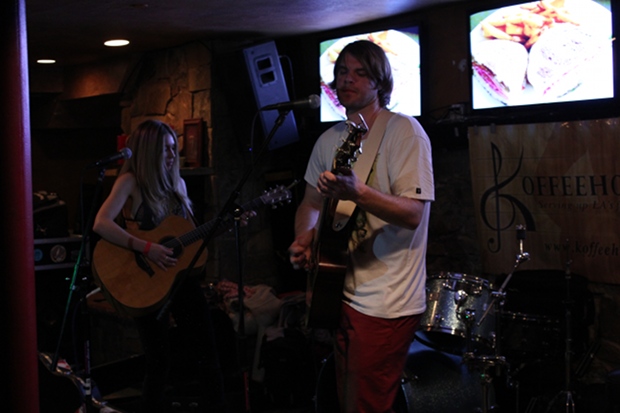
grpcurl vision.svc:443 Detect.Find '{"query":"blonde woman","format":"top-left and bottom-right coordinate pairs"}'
top-left (94, 119), bottom-right (231, 413)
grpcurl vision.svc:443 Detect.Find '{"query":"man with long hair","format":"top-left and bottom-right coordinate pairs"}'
top-left (289, 40), bottom-right (435, 412)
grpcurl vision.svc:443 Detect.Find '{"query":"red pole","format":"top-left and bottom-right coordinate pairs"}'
top-left (1, 0), bottom-right (40, 412)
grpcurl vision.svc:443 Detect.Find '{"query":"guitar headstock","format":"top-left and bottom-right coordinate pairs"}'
top-left (347, 113), bottom-right (369, 135)
top-left (260, 185), bottom-right (293, 209)
top-left (334, 113), bottom-right (368, 171)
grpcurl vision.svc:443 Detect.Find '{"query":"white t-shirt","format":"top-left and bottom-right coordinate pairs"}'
top-left (304, 111), bottom-right (435, 319)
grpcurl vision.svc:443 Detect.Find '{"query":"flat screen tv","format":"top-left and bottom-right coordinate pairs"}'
top-left (468, 0), bottom-right (617, 122)
top-left (319, 25), bottom-right (421, 122)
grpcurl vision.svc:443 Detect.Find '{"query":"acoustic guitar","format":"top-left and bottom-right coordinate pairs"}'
top-left (92, 185), bottom-right (292, 315)
top-left (305, 117), bottom-right (368, 328)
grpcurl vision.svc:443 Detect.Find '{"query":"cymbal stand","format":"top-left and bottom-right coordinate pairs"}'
top-left (478, 224), bottom-right (530, 329)
top-left (470, 225), bottom-right (530, 413)
top-left (545, 242), bottom-right (576, 413)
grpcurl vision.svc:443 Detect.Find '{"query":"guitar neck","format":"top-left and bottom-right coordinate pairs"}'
top-left (315, 197), bottom-right (333, 240)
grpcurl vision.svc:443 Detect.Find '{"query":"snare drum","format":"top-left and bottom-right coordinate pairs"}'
top-left (416, 272), bottom-right (496, 354)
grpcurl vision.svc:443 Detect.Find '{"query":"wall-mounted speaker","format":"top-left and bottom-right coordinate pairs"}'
top-left (243, 41), bottom-right (299, 150)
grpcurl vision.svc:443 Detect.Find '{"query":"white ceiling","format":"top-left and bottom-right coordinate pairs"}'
top-left (25, 0), bottom-right (463, 66)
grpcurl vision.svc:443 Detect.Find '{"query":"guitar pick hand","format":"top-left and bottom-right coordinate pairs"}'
top-left (289, 230), bottom-right (315, 271)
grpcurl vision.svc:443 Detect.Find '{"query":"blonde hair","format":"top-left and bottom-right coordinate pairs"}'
top-left (120, 120), bottom-right (191, 220)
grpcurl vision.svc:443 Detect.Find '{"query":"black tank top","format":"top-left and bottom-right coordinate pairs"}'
top-left (125, 190), bottom-right (188, 230)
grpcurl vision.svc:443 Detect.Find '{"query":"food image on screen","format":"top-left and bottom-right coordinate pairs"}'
top-left (472, 39), bottom-right (530, 104)
top-left (320, 29), bottom-right (421, 122)
top-left (470, 0), bottom-right (613, 109)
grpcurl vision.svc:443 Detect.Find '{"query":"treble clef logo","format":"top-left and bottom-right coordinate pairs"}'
top-left (480, 142), bottom-right (536, 253)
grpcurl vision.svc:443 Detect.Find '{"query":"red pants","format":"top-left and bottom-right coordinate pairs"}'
top-left (334, 303), bottom-right (422, 413)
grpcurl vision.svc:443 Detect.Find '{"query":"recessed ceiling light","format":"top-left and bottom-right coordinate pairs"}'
top-left (104, 39), bottom-right (130, 47)
top-left (37, 59), bottom-right (56, 64)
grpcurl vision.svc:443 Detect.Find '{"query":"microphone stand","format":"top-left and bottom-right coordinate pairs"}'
top-left (50, 165), bottom-right (108, 413)
top-left (232, 207), bottom-right (251, 413)
top-left (159, 108), bottom-right (293, 412)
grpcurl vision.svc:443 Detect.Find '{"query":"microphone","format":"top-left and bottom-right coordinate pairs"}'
top-left (87, 147), bottom-right (132, 169)
top-left (260, 94), bottom-right (320, 111)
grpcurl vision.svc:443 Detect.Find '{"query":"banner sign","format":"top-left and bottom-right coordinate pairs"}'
top-left (468, 118), bottom-right (620, 284)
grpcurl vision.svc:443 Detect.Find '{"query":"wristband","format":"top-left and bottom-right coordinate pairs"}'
top-left (143, 241), bottom-right (152, 255)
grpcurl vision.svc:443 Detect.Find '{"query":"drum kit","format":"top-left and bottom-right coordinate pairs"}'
top-left (409, 227), bottom-right (530, 412)
top-left (411, 228), bottom-right (591, 413)
top-left (415, 271), bottom-right (514, 412)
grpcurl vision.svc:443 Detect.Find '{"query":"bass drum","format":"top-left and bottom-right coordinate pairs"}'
top-left (315, 341), bottom-right (490, 413)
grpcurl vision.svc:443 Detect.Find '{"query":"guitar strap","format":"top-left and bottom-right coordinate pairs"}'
top-left (332, 109), bottom-right (393, 231)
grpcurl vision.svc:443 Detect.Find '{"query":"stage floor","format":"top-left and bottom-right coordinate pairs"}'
top-left (40, 339), bottom-right (613, 413)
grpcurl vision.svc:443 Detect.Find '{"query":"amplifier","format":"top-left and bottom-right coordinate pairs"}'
top-left (34, 236), bottom-right (82, 271)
